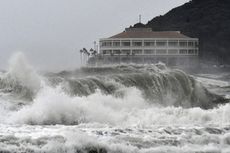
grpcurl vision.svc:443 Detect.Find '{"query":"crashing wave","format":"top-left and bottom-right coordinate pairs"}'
top-left (0, 53), bottom-right (229, 125)
top-left (56, 64), bottom-right (228, 109)
top-left (5, 64), bottom-right (228, 125)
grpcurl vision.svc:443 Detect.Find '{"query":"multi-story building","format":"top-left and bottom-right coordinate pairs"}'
top-left (89, 27), bottom-right (199, 67)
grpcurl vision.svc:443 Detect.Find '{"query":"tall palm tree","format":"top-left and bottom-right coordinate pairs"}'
top-left (80, 49), bottom-right (83, 65)
top-left (82, 48), bottom-right (87, 64)
top-left (91, 50), bottom-right (97, 57)
top-left (89, 48), bottom-right (98, 65)
top-left (89, 48), bottom-right (93, 54)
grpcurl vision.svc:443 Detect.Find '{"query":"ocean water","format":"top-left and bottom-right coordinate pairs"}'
top-left (0, 53), bottom-right (230, 153)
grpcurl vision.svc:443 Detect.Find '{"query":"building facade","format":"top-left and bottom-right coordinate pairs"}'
top-left (89, 28), bottom-right (199, 67)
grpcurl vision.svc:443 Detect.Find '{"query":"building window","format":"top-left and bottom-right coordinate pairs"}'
top-left (188, 49), bottom-right (194, 54)
top-left (132, 41), bottom-right (142, 47)
top-left (168, 41), bottom-right (178, 47)
top-left (144, 41), bottom-right (155, 46)
top-left (113, 41), bottom-right (120, 47)
top-left (168, 49), bottom-right (178, 54)
top-left (104, 41), bottom-right (112, 47)
top-left (113, 50), bottom-right (121, 54)
top-left (103, 50), bottom-right (112, 54)
top-left (144, 50), bottom-right (155, 54)
top-left (188, 41), bottom-right (194, 47)
top-left (122, 50), bottom-right (131, 55)
top-left (156, 41), bottom-right (167, 47)
top-left (101, 42), bottom-right (106, 47)
top-left (121, 41), bottom-right (131, 47)
top-left (179, 41), bottom-right (187, 47)
top-left (179, 49), bottom-right (187, 54)
top-left (156, 49), bottom-right (167, 54)
top-left (132, 50), bottom-right (142, 55)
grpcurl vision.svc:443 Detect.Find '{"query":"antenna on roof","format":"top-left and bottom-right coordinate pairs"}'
top-left (139, 14), bottom-right (142, 23)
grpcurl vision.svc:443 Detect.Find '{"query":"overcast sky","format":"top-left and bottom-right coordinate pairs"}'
top-left (0, 0), bottom-right (189, 71)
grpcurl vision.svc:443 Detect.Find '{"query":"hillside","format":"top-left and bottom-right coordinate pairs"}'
top-left (134, 0), bottom-right (230, 64)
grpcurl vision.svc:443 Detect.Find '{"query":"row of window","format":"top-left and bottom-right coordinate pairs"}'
top-left (102, 49), bottom-right (198, 55)
top-left (101, 40), bottom-right (198, 47)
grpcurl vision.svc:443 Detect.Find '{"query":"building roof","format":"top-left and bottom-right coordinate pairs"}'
top-left (110, 28), bottom-right (190, 39)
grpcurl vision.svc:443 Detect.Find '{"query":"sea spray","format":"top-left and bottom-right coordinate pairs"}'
top-left (7, 85), bottom-right (230, 126)
top-left (0, 53), bottom-right (230, 152)
top-left (9, 85), bottom-right (147, 125)
top-left (0, 52), bottom-right (42, 100)
top-left (8, 52), bottom-right (41, 93)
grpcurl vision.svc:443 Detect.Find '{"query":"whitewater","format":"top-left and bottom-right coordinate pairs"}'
top-left (0, 53), bottom-right (230, 153)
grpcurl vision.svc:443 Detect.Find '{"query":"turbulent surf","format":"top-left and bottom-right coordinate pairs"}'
top-left (0, 53), bottom-right (230, 153)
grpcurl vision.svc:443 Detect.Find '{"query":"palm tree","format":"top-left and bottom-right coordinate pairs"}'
top-left (80, 49), bottom-right (83, 65)
top-left (82, 48), bottom-right (90, 64)
top-left (89, 48), bottom-right (98, 66)
top-left (92, 50), bottom-right (97, 57)
top-left (90, 48), bottom-right (94, 56)
top-left (90, 48), bottom-right (97, 57)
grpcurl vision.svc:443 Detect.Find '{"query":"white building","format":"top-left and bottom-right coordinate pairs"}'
top-left (89, 28), bottom-right (199, 67)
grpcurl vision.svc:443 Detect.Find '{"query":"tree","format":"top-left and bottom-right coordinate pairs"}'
top-left (80, 49), bottom-right (84, 65)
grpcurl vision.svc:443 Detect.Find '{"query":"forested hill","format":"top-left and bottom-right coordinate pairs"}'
top-left (134, 0), bottom-right (230, 64)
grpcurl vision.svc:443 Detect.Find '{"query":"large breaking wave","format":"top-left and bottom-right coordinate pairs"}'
top-left (0, 53), bottom-right (230, 153)
top-left (0, 53), bottom-right (228, 126)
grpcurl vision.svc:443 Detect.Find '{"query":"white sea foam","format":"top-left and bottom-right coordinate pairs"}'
top-left (9, 85), bottom-right (148, 125)
top-left (0, 124), bottom-right (229, 153)
top-left (6, 80), bottom-right (230, 127)
top-left (0, 52), bottom-right (230, 152)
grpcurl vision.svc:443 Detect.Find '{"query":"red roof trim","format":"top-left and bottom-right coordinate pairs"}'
top-left (110, 31), bottom-right (190, 39)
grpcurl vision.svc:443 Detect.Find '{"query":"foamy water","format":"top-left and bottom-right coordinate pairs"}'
top-left (0, 52), bottom-right (229, 153)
